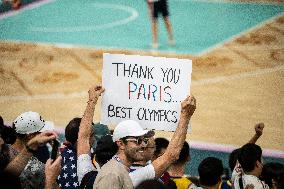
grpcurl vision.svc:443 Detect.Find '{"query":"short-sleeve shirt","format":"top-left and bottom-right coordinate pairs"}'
top-left (19, 156), bottom-right (45, 189)
top-left (8, 145), bottom-right (45, 189)
top-left (171, 177), bottom-right (193, 189)
top-left (94, 159), bottom-right (133, 189)
top-left (57, 146), bottom-right (80, 188)
top-left (129, 163), bottom-right (155, 187)
top-left (77, 153), bottom-right (97, 185)
top-left (233, 174), bottom-right (269, 189)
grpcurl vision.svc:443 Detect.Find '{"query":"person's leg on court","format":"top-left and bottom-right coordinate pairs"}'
top-left (152, 18), bottom-right (158, 48)
top-left (161, 0), bottom-right (174, 46)
top-left (163, 16), bottom-right (174, 45)
top-left (150, 1), bottom-right (159, 49)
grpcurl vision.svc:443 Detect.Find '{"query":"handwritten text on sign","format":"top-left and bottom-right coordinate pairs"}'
top-left (101, 54), bottom-right (192, 132)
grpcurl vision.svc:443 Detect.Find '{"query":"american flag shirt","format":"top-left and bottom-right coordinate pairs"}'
top-left (57, 145), bottom-right (79, 188)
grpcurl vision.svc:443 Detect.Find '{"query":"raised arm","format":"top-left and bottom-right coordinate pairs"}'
top-left (77, 85), bottom-right (104, 156)
top-left (5, 131), bottom-right (57, 176)
top-left (153, 95), bottom-right (196, 178)
top-left (248, 122), bottom-right (264, 144)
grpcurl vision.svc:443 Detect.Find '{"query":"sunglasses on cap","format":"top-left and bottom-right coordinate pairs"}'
top-left (124, 137), bottom-right (149, 145)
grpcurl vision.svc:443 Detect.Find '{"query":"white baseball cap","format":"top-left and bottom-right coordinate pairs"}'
top-left (112, 120), bottom-right (154, 142)
top-left (13, 111), bottom-right (53, 134)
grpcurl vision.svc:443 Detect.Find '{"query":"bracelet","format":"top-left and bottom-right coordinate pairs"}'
top-left (25, 145), bottom-right (37, 153)
top-left (87, 99), bottom-right (98, 104)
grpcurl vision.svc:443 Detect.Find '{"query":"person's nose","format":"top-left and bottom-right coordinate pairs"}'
top-left (141, 141), bottom-right (148, 148)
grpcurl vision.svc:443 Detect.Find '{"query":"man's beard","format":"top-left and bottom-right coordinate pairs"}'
top-left (125, 147), bottom-right (144, 163)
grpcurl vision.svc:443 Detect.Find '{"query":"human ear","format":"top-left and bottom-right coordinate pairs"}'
top-left (116, 140), bottom-right (125, 150)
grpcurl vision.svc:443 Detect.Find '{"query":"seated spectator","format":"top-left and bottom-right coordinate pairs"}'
top-left (198, 157), bottom-right (230, 189)
top-left (260, 162), bottom-right (284, 189)
top-left (234, 143), bottom-right (269, 189)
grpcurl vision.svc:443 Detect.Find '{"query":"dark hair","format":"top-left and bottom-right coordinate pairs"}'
top-left (0, 116), bottom-right (16, 144)
top-left (154, 137), bottom-right (169, 158)
top-left (260, 162), bottom-right (284, 188)
top-left (229, 148), bottom-right (240, 171)
top-left (0, 171), bottom-right (21, 189)
top-left (65, 118), bottom-right (81, 145)
top-left (166, 179), bottom-right (177, 189)
top-left (136, 179), bottom-right (166, 189)
top-left (238, 143), bottom-right (262, 172)
top-left (0, 116), bottom-right (3, 130)
top-left (95, 135), bottom-right (118, 167)
top-left (277, 173), bottom-right (284, 189)
top-left (0, 143), bottom-right (11, 171)
top-left (198, 157), bottom-right (223, 187)
top-left (173, 141), bottom-right (190, 165)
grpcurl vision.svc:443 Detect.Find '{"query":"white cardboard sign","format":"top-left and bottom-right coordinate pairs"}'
top-left (101, 53), bottom-right (192, 132)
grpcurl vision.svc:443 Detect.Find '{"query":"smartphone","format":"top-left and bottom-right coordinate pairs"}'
top-left (50, 139), bottom-right (60, 160)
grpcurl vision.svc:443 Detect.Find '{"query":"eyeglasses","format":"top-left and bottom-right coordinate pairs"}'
top-left (125, 137), bottom-right (149, 145)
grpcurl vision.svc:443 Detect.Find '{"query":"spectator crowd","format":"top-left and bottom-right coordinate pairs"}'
top-left (0, 85), bottom-right (283, 189)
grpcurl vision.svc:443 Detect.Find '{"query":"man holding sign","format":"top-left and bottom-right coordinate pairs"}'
top-left (76, 84), bottom-right (196, 189)
top-left (94, 95), bottom-right (196, 189)
top-left (78, 54), bottom-right (195, 188)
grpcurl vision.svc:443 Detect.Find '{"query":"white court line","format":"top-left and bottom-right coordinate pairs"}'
top-left (172, 0), bottom-right (284, 55)
top-left (173, 0), bottom-right (284, 5)
top-left (191, 65), bottom-right (284, 86)
top-left (0, 65), bottom-right (283, 101)
top-left (189, 140), bottom-right (284, 158)
top-left (0, 91), bottom-right (88, 101)
top-left (29, 3), bottom-right (138, 32)
top-left (197, 12), bottom-right (284, 56)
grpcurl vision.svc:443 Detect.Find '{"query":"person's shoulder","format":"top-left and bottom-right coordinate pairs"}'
top-left (101, 159), bottom-right (117, 167)
top-left (243, 174), bottom-right (269, 189)
top-left (172, 176), bottom-right (192, 188)
top-left (99, 159), bottom-right (122, 172)
top-left (221, 180), bottom-right (232, 189)
top-left (95, 160), bottom-right (129, 184)
top-left (28, 156), bottom-right (45, 169)
top-left (61, 146), bottom-right (76, 158)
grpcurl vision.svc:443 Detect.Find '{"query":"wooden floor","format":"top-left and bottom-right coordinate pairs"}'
top-left (0, 1), bottom-right (283, 151)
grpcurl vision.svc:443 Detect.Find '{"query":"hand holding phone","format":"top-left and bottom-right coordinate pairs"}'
top-left (50, 139), bottom-right (60, 161)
